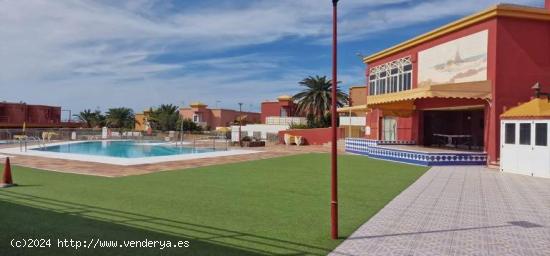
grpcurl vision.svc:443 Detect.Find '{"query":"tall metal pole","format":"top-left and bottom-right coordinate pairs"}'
top-left (331, 0), bottom-right (339, 240)
top-left (180, 102), bottom-right (185, 146)
top-left (238, 102), bottom-right (243, 147)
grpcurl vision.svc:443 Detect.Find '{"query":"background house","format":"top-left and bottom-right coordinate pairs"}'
top-left (232, 95), bottom-right (307, 142)
top-left (260, 95), bottom-right (302, 125)
top-left (134, 109), bottom-right (153, 131)
top-left (338, 86), bottom-right (368, 138)
top-left (0, 102), bottom-right (61, 128)
top-left (180, 102), bottom-right (260, 130)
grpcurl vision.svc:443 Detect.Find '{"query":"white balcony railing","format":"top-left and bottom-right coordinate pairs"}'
top-left (339, 116), bottom-right (366, 126)
top-left (265, 116), bottom-right (307, 126)
top-left (194, 121), bottom-right (208, 127)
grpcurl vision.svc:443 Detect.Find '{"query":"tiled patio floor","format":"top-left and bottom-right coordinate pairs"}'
top-left (331, 166), bottom-right (550, 256)
top-left (2, 145), bottom-right (332, 177)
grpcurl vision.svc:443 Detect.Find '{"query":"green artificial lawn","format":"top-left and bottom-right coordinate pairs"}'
top-left (0, 153), bottom-right (428, 255)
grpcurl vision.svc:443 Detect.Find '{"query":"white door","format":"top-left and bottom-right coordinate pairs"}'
top-left (532, 121), bottom-right (550, 178)
top-left (383, 117), bottom-right (397, 141)
top-left (501, 122), bottom-right (518, 173)
top-left (516, 122), bottom-right (534, 176)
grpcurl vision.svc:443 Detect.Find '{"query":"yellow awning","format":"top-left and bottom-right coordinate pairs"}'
top-left (366, 80), bottom-right (492, 106)
top-left (337, 104), bottom-right (368, 113)
top-left (216, 127), bottom-right (232, 132)
top-left (375, 101), bottom-right (416, 117)
top-left (501, 98), bottom-right (550, 118)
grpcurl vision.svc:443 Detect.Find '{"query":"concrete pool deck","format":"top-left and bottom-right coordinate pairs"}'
top-left (0, 143), bottom-right (332, 177)
top-left (331, 166), bottom-right (550, 256)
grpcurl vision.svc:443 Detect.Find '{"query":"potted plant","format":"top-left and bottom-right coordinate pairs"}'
top-left (241, 136), bottom-right (252, 147)
top-left (249, 137), bottom-right (266, 147)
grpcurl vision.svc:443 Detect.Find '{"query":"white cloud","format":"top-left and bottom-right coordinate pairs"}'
top-left (0, 0), bottom-right (543, 112)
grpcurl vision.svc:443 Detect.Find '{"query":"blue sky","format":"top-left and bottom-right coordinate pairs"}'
top-left (0, 0), bottom-right (543, 118)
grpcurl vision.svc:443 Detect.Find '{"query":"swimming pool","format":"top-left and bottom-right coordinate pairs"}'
top-left (0, 140), bottom-right (257, 166)
top-left (33, 140), bottom-right (217, 158)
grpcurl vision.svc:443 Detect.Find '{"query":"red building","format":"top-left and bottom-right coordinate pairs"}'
top-left (0, 102), bottom-right (61, 128)
top-left (260, 95), bottom-right (299, 123)
top-left (179, 102), bottom-right (260, 130)
top-left (357, 3), bottom-right (550, 165)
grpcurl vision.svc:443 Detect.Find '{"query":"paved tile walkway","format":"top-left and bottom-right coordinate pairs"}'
top-left (331, 166), bottom-right (550, 256)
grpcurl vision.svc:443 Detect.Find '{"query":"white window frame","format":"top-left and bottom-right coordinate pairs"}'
top-left (368, 56), bottom-right (413, 96)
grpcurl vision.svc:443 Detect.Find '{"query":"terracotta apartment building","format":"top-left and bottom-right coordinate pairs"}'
top-left (180, 102), bottom-right (260, 130)
top-left (0, 102), bottom-right (61, 128)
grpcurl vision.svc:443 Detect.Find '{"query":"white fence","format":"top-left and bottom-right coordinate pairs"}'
top-left (339, 116), bottom-right (366, 126)
top-left (265, 116), bottom-right (307, 126)
top-left (231, 124), bottom-right (289, 142)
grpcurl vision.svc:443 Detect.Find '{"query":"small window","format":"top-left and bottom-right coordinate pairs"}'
top-left (403, 73), bottom-right (412, 90)
top-left (519, 123), bottom-right (531, 145)
top-left (369, 81), bottom-right (375, 95)
top-left (505, 123), bottom-right (515, 144)
top-left (535, 123), bottom-right (548, 146)
top-left (280, 108), bottom-right (288, 117)
top-left (252, 131), bottom-right (262, 140)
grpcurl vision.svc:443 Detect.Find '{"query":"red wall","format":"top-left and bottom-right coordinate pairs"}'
top-left (366, 109), bottom-right (380, 140)
top-left (0, 103), bottom-right (61, 128)
top-left (210, 109), bottom-right (260, 127)
top-left (491, 17), bottom-right (550, 163)
top-left (278, 127), bottom-right (344, 145)
top-left (261, 102), bottom-right (280, 123)
top-left (260, 99), bottom-right (299, 123)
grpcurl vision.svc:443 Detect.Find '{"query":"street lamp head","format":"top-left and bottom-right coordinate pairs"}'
top-left (532, 82), bottom-right (541, 98)
top-left (332, 0), bottom-right (339, 6)
top-left (532, 82), bottom-right (541, 90)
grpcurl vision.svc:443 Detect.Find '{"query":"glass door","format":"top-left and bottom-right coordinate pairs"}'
top-left (383, 116), bottom-right (397, 141)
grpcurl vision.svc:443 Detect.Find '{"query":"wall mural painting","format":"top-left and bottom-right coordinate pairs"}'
top-left (418, 30), bottom-right (488, 87)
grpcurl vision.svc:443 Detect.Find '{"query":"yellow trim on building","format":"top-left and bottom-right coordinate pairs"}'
top-left (337, 104), bottom-right (369, 113)
top-left (366, 81), bottom-right (492, 106)
top-left (377, 101), bottom-right (416, 117)
top-left (277, 95), bottom-right (293, 101)
top-left (190, 102), bottom-right (207, 108)
top-left (364, 4), bottom-right (550, 63)
top-left (501, 98), bottom-right (550, 118)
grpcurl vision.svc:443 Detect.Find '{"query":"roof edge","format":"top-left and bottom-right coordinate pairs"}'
top-left (364, 4), bottom-right (550, 64)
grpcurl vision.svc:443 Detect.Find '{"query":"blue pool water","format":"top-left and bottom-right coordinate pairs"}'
top-left (33, 141), bottom-right (217, 158)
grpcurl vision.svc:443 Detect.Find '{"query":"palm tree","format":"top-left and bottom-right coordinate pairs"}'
top-left (74, 109), bottom-right (105, 128)
top-left (74, 109), bottom-right (95, 128)
top-left (105, 107), bottom-right (135, 132)
top-left (293, 75), bottom-right (348, 120)
top-left (177, 118), bottom-right (202, 132)
top-left (148, 104), bottom-right (180, 132)
top-left (91, 110), bottom-right (106, 128)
